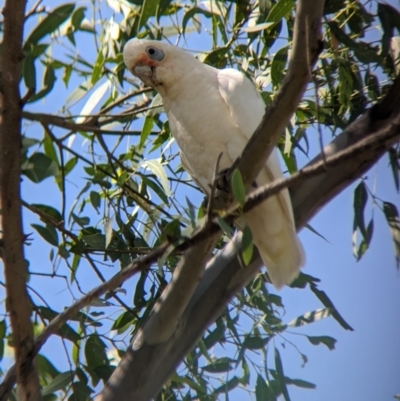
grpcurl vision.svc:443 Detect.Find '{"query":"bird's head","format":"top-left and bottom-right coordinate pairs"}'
top-left (123, 39), bottom-right (193, 91)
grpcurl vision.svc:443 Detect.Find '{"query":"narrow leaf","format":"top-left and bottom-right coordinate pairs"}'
top-left (274, 348), bottom-right (290, 401)
top-left (306, 335), bottom-right (337, 350)
top-left (383, 201), bottom-right (400, 267)
top-left (76, 80), bottom-right (110, 123)
top-left (256, 374), bottom-right (270, 401)
top-left (25, 4), bottom-right (76, 47)
top-left (310, 284), bottom-right (354, 330)
top-left (241, 225), bottom-right (253, 265)
top-left (42, 371), bottom-right (74, 396)
top-left (231, 169), bottom-right (246, 207)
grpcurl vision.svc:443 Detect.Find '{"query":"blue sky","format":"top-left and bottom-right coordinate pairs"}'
top-left (0, 0), bottom-right (399, 399)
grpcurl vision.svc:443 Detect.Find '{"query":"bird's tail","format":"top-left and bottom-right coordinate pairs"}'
top-left (243, 197), bottom-right (305, 289)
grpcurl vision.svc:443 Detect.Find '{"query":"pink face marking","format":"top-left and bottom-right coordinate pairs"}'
top-left (137, 53), bottom-right (160, 67)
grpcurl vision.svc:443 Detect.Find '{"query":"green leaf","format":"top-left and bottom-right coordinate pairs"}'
top-left (31, 204), bottom-right (62, 223)
top-left (140, 159), bottom-right (171, 198)
top-left (71, 213), bottom-right (90, 227)
top-left (92, 48), bottom-right (105, 85)
top-left (58, 323), bottom-right (81, 343)
top-left (64, 157), bottom-right (78, 176)
top-left (170, 373), bottom-right (205, 393)
top-left (42, 371), bottom-right (74, 396)
top-left (231, 168), bottom-right (246, 207)
top-left (383, 202), bottom-right (400, 268)
top-left (271, 46), bottom-right (288, 88)
top-left (43, 132), bottom-right (59, 165)
top-left (0, 320), bottom-right (6, 339)
top-left (22, 153), bottom-right (59, 183)
top-left (214, 376), bottom-right (240, 393)
top-left (37, 354), bottom-right (61, 381)
top-left (29, 65), bottom-right (57, 103)
top-left (140, 116), bottom-right (154, 149)
top-left (202, 357), bottom-right (235, 373)
top-left (310, 284), bottom-right (354, 331)
top-left (242, 335), bottom-right (269, 350)
top-left (22, 52), bottom-right (36, 89)
top-left (285, 377), bottom-right (316, 389)
top-left (111, 311), bottom-right (136, 333)
top-left (274, 348), bottom-right (290, 401)
top-left (306, 335), bottom-right (337, 350)
top-left (388, 148), bottom-right (400, 192)
top-left (328, 21), bottom-right (380, 63)
top-left (25, 4), bottom-right (76, 47)
top-left (242, 22), bottom-right (274, 33)
top-left (104, 218), bottom-right (113, 248)
top-left (71, 381), bottom-right (94, 401)
top-left (90, 191), bottom-right (101, 212)
top-left (353, 181), bottom-right (368, 240)
top-left (82, 232), bottom-right (105, 248)
top-left (85, 334), bottom-right (108, 368)
top-left (138, 0), bottom-right (158, 29)
top-left (142, 176), bottom-right (169, 205)
top-left (182, 7), bottom-right (213, 35)
top-left (217, 217), bottom-right (234, 238)
top-left (256, 374), bottom-right (270, 401)
top-left (288, 308), bottom-right (332, 327)
top-left (241, 225), bottom-right (253, 265)
top-left (204, 323), bottom-right (225, 349)
top-left (32, 224), bottom-right (59, 246)
top-left (267, 0), bottom-right (294, 22)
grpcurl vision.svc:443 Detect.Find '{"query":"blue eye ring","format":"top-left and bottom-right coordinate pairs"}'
top-left (146, 46), bottom-right (164, 61)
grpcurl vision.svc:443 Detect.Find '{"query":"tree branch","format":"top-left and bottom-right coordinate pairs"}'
top-left (0, 0), bottom-right (42, 400)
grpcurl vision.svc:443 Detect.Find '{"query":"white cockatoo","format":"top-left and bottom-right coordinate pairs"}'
top-left (123, 39), bottom-right (304, 288)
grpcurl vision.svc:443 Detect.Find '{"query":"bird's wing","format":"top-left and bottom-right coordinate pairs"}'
top-left (216, 68), bottom-right (294, 223)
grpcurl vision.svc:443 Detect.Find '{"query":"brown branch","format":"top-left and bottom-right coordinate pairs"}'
top-left (0, 0), bottom-right (42, 400)
top-left (22, 110), bottom-right (143, 135)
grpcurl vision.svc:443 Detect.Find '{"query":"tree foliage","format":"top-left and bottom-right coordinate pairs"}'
top-left (0, 0), bottom-right (400, 400)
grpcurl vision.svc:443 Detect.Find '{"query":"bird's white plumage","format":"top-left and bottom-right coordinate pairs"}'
top-left (123, 39), bottom-right (304, 288)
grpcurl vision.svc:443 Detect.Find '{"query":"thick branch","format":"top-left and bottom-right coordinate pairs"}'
top-left (0, 0), bottom-right (42, 400)
top-left (96, 76), bottom-right (400, 401)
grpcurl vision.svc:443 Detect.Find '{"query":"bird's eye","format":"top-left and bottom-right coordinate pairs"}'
top-left (146, 46), bottom-right (164, 61)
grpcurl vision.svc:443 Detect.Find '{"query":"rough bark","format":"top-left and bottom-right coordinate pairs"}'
top-left (0, 0), bottom-right (42, 400)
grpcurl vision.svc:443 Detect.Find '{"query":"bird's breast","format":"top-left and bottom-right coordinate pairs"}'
top-left (163, 83), bottom-right (239, 192)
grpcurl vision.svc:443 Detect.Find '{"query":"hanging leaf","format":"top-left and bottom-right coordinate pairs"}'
top-left (383, 202), bottom-right (400, 268)
top-left (32, 224), bottom-right (59, 247)
top-left (267, 0), bottom-right (294, 22)
top-left (140, 159), bottom-right (171, 197)
top-left (306, 335), bottom-right (337, 350)
top-left (138, 0), bottom-right (158, 29)
top-left (271, 46), bottom-right (288, 88)
top-left (274, 348), bottom-right (290, 401)
top-left (255, 374), bottom-right (270, 401)
top-left (76, 80), bottom-right (110, 123)
top-left (22, 153), bottom-right (59, 182)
